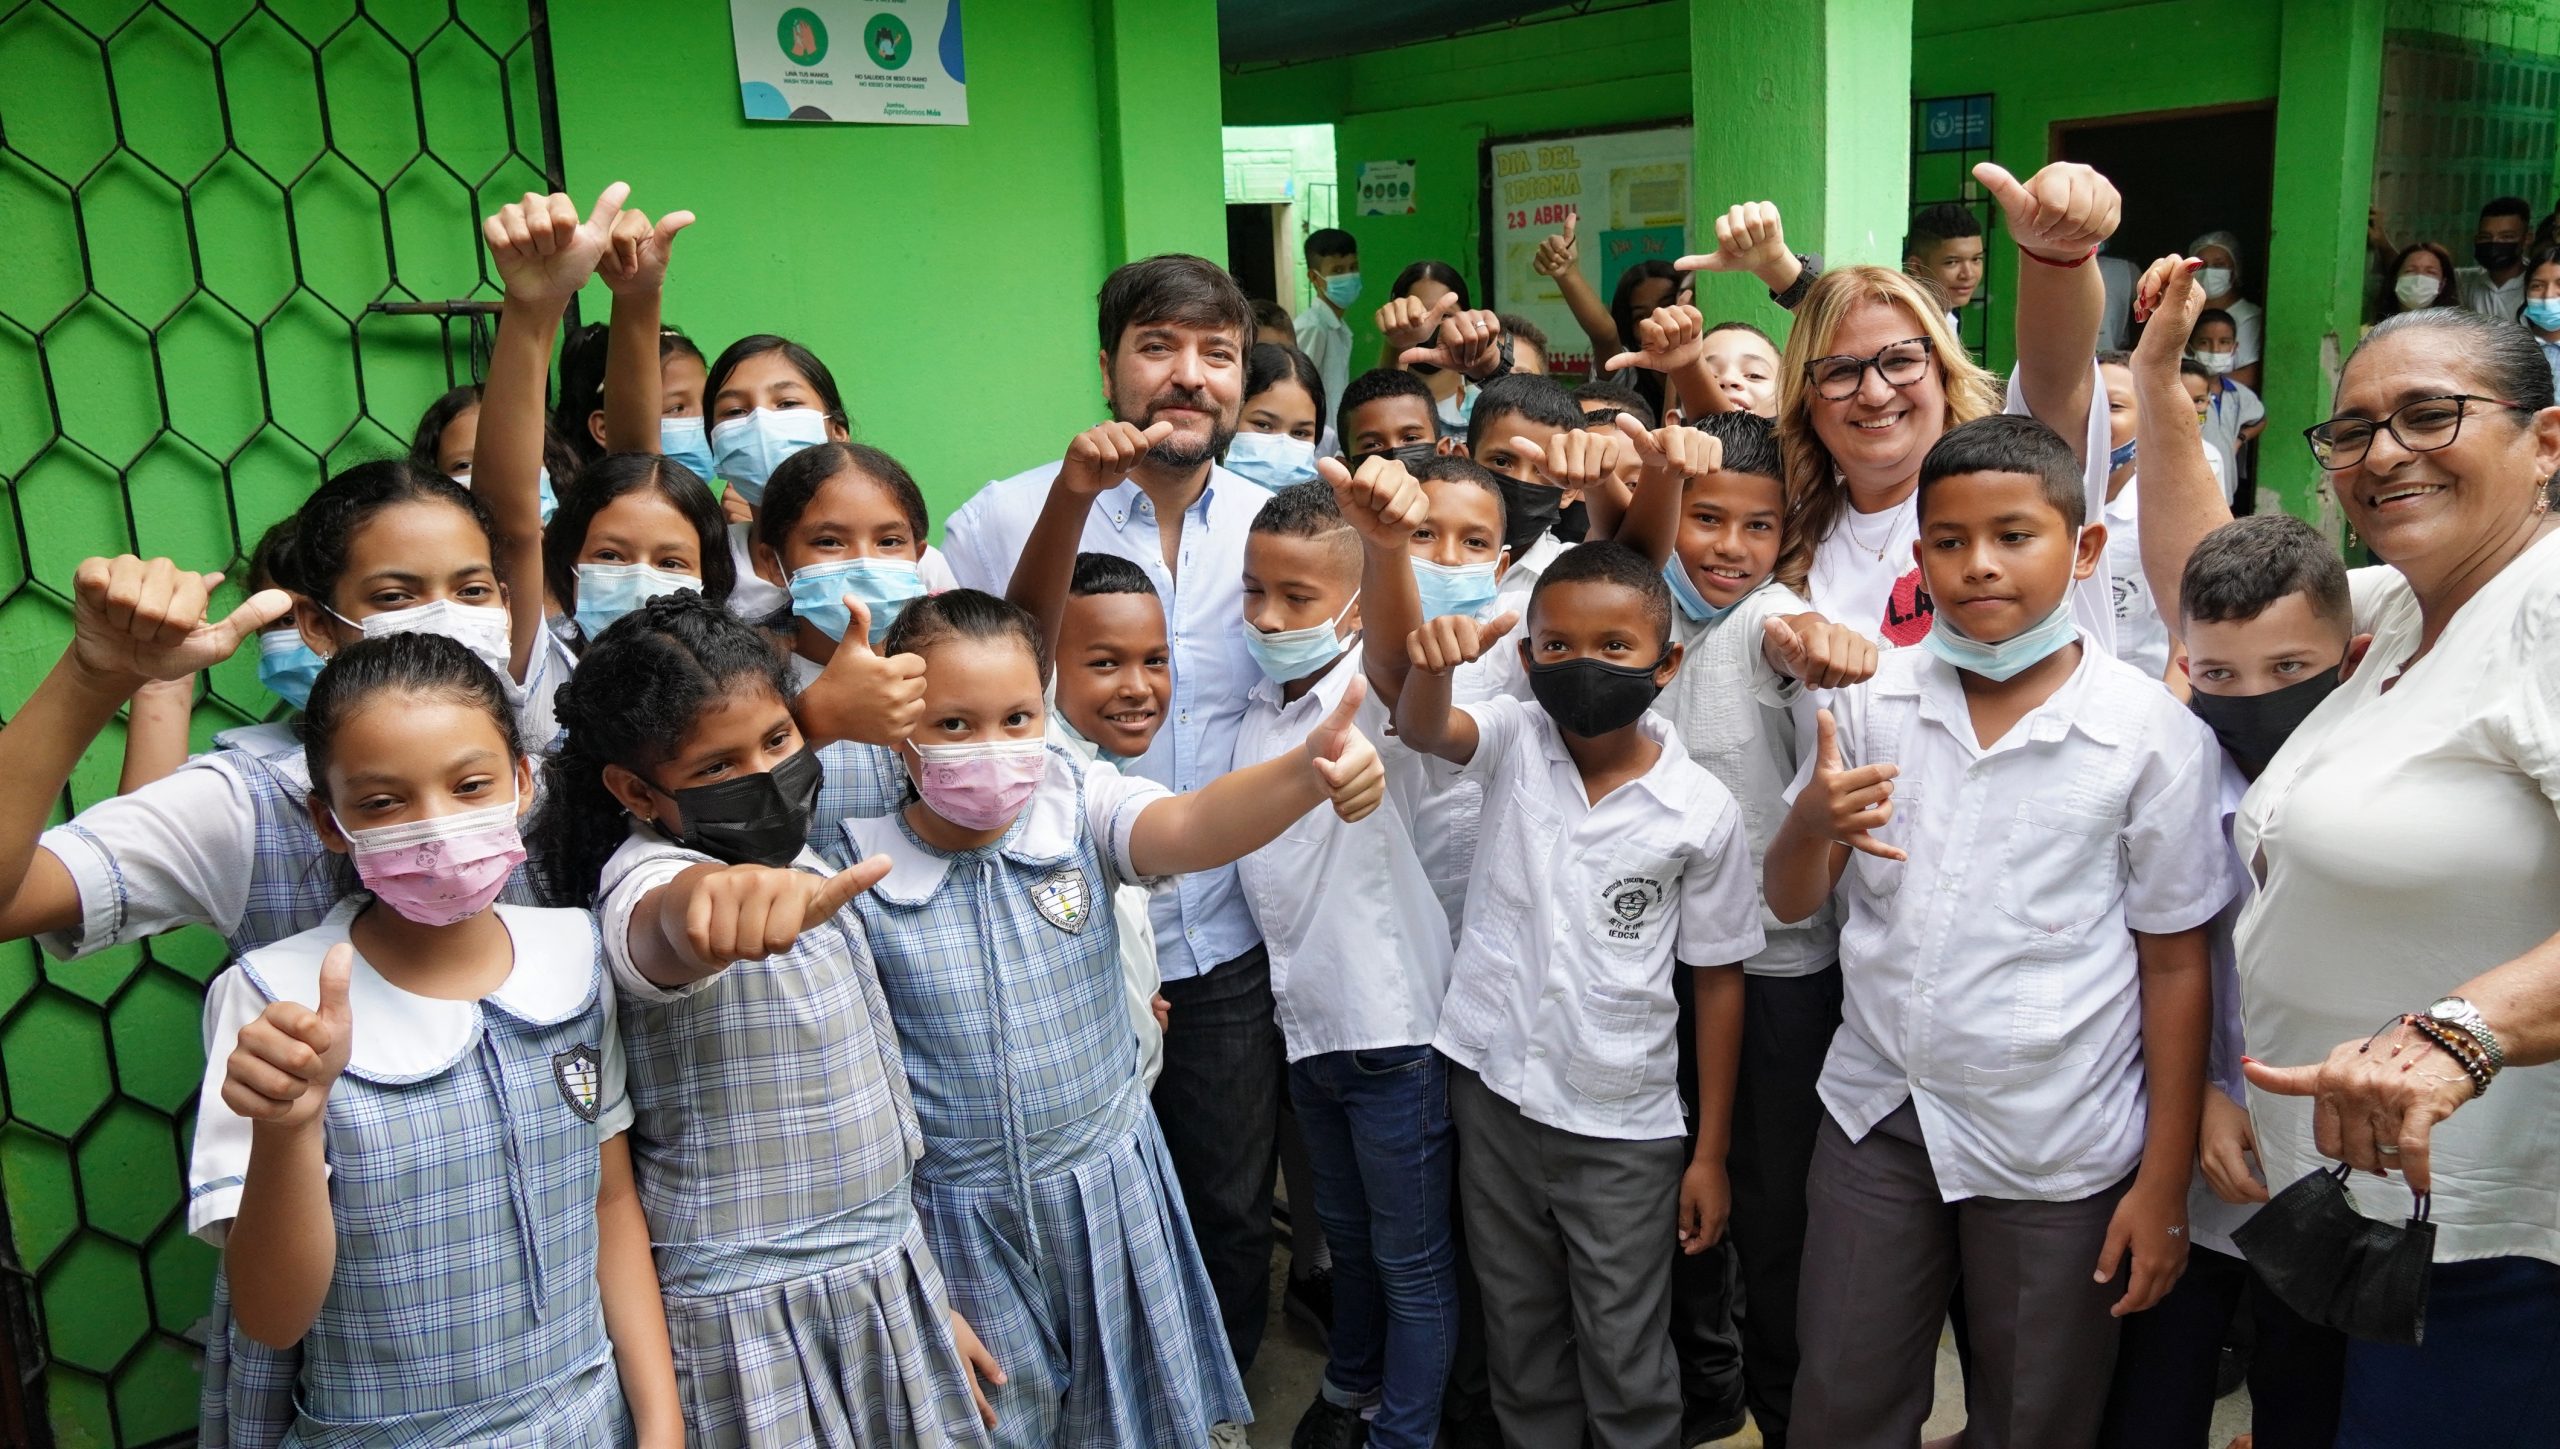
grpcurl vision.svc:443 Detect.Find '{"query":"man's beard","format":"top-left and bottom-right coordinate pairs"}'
top-left (1120, 388), bottom-right (1233, 470)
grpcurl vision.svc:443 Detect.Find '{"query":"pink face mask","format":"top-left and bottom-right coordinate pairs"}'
top-left (909, 738), bottom-right (1049, 830)
top-left (333, 797), bottom-right (527, 926)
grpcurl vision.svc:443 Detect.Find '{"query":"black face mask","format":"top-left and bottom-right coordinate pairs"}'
top-left (1490, 474), bottom-right (1563, 560)
top-left (2474, 240), bottom-right (2523, 272)
top-left (2187, 664), bottom-right (2343, 778)
top-left (657, 746), bottom-right (823, 867)
top-left (2232, 1163), bottom-right (2434, 1344)
top-left (1383, 442), bottom-right (1441, 473)
top-left (1526, 654), bottom-right (1666, 738)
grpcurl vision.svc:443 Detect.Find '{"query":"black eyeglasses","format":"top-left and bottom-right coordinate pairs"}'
top-left (2303, 394), bottom-right (2530, 470)
top-left (1805, 336), bottom-right (1934, 402)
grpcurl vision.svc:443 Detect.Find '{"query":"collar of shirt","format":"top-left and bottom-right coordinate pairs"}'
top-left (1527, 700), bottom-right (1693, 811)
top-left (239, 898), bottom-right (601, 1082)
top-left (846, 745), bottom-right (1084, 905)
top-left (1093, 468), bottom-right (1237, 536)
top-left (1894, 632), bottom-right (2129, 754)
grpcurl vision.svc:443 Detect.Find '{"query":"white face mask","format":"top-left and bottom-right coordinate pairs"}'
top-left (333, 599), bottom-right (516, 684)
top-left (2196, 266), bottom-right (2235, 299)
top-left (2189, 349), bottom-right (2236, 377)
top-left (709, 407), bottom-right (831, 506)
top-left (2394, 273), bottom-right (2441, 310)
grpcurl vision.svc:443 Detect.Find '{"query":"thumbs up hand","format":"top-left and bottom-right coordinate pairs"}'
top-left (223, 943), bottom-right (356, 1128)
top-left (1798, 708), bottom-right (1904, 861)
top-left (1303, 677), bottom-right (1387, 822)
top-left (1532, 210), bottom-right (1581, 278)
top-left (1060, 419), bottom-right (1174, 498)
top-left (1761, 613), bottom-right (1877, 690)
top-left (679, 859), bottom-right (890, 967)
top-left (1973, 160), bottom-right (2120, 263)
top-left (1376, 293), bottom-right (1452, 354)
top-left (797, 598), bottom-right (929, 747)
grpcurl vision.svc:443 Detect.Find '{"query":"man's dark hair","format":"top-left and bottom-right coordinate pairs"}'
top-left (2180, 515), bottom-right (2351, 629)
top-left (1070, 551), bottom-right (1157, 598)
top-left (1098, 254), bottom-right (1254, 355)
top-left (2482, 195), bottom-right (2536, 225)
top-left (2194, 308), bottom-right (2238, 336)
top-left (1415, 454), bottom-right (1506, 529)
top-left (1304, 228), bottom-right (1357, 266)
top-left (1498, 313), bottom-right (1550, 352)
top-left (1468, 372), bottom-right (1583, 454)
top-left (1692, 410), bottom-right (1782, 481)
top-left (1337, 367), bottom-right (1441, 443)
top-left (1251, 299), bottom-right (1295, 337)
top-left (1572, 379), bottom-right (1655, 430)
top-left (1529, 540), bottom-right (1672, 646)
top-left (1905, 202), bottom-right (1983, 258)
top-left (1917, 414), bottom-right (2087, 530)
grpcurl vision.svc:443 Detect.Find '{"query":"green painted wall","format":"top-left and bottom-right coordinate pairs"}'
top-left (551, 0), bottom-right (1226, 526)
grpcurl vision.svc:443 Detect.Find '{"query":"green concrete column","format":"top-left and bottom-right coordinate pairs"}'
top-left (1688, 0), bottom-right (1914, 337)
top-left (1094, 0), bottom-right (1227, 264)
top-left (2260, 0), bottom-right (2385, 526)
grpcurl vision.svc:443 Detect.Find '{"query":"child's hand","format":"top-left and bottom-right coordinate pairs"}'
top-left (1151, 994), bottom-right (1171, 1034)
top-left (1973, 160), bottom-right (2120, 263)
top-left (1763, 614), bottom-right (1878, 689)
top-left (681, 860), bottom-right (888, 966)
top-left (1610, 412), bottom-right (1723, 488)
top-left (1603, 304), bottom-right (1709, 375)
top-left (723, 486), bottom-right (755, 525)
top-left (796, 601), bottom-right (928, 746)
top-left (2199, 1090), bottom-right (2269, 1206)
top-left (2096, 1178), bottom-right (2189, 1317)
top-left (1677, 1156), bottom-right (1730, 1254)
top-left (1059, 419), bottom-right (1174, 498)
top-left (1406, 610), bottom-right (1519, 677)
top-left (222, 943), bottom-right (355, 1129)
top-left (482, 181), bottom-right (630, 310)
top-left (599, 205), bottom-right (694, 298)
top-left (1510, 430), bottom-right (1623, 499)
top-left (1321, 453), bottom-right (1429, 552)
top-left (1376, 293), bottom-right (1453, 355)
top-left (1398, 307), bottom-right (1503, 379)
top-left (70, 555), bottom-right (291, 691)
top-left (2133, 254), bottom-right (2205, 339)
top-left (1532, 209), bottom-right (1579, 278)
top-left (1677, 201), bottom-right (1790, 278)
top-left (1803, 708), bottom-right (1903, 860)
top-left (949, 1309), bottom-right (1006, 1430)
top-left (1302, 677), bottom-right (1386, 822)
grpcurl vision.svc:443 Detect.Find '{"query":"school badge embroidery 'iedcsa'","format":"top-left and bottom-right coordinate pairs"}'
top-left (1032, 866), bottom-right (1092, 933)
top-left (554, 1044), bottom-right (603, 1122)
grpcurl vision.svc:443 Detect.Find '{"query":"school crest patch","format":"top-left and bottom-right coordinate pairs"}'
top-left (553, 1044), bottom-right (602, 1122)
top-left (1600, 876), bottom-right (1667, 943)
top-left (1031, 866), bottom-right (1092, 933)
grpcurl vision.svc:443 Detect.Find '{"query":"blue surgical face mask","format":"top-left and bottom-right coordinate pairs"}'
top-left (257, 627), bottom-right (325, 710)
top-left (536, 467), bottom-right (558, 526)
top-left (1920, 597), bottom-right (2080, 681)
top-left (659, 415), bottom-right (715, 483)
top-left (1411, 558), bottom-right (1499, 621)
top-left (2526, 298), bottom-right (2560, 332)
top-left (1322, 270), bottom-right (1363, 308)
top-left (1663, 557), bottom-right (1740, 626)
top-left (1242, 592), bottom-right (1357, 685)
top-left (574, 561), bottom-right (702, 641)
top-left (788, 556), bottom-right (924, 646)
top-left (1224, 430), bottom-right (1319, 490)
top-left (710, 407), bottom-right (831, 507)
top-left (2108, 436), bottom-right (2138, 472)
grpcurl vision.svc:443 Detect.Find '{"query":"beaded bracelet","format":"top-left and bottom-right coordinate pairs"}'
top-left (2404, 1013), bottom-right (2496, 1098)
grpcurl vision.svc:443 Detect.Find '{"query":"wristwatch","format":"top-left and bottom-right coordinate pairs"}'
top-left (2425, 995), bottom-right (2505, 1071)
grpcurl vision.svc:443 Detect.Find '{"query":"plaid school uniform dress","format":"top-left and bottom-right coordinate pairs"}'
top-left (596, 831), bottom-right (991, 1448)
top-left (188, 901), bottom-right (631, 1448)
top-left (832, 747), bottom-right (1250, 1448)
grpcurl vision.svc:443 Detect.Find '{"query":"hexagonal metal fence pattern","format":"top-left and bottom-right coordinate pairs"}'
top-left (0, 2), bottom-right (565, 1442)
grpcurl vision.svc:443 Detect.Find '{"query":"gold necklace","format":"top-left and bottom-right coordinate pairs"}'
top-left (1841, 500), bottom-right (1900, 561)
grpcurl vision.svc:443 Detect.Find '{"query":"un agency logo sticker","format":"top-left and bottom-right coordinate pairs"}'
top-left (1601, 876), bottom-right (1666, 942)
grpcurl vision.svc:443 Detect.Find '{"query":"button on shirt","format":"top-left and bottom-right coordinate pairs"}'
top-left (1807, 639), bottom-right (2234, 1202)
top-left (1432, 696), bottom-right (1766, 1141)
top-left (941, 460), bottom-right (1264, 980)
top-left (1235, 649), bottom-right (1452, 1061)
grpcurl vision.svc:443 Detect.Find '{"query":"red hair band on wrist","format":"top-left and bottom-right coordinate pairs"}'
top-left (2020, 244), bottom-right (2099, 269)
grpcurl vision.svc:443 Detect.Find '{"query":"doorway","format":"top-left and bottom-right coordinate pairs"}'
top-left (1227, 202), bottom-right (1286, 302)
top-left (2054, 103), bottom-right (2277, 309)
top-left (1222, 123), bottom-right (1339, 316)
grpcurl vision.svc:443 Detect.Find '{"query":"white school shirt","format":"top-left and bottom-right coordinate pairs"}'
top-left (1294, 301), bottom-right (1354, 432)
top-left (1807, 638), bottom-right (2235, 1202)
top-left (941, 460), bottom-right (1265, 981)
top-left (2198, 380), bottom-right (2264, 477)
top-left (1234, 649), bottom-right (1451, 1061)
top-left (2223, 298), bottom-right (2266, 368)
top-left (1045, 714), bottom-right (1167, 1089)
top-left (1807, 366), bottom-right (2117, 651)
top-left (2458, 266), bottom-right (2525, 322)
top-left (34, 748), bottom-right (310, 960)
top-left (2098, 451), bottom-right (2231, 683)
top-left (187, 899), bottom-right (632, 1242)
top-left (1433, 697), bottom-right (1766, 1141)
top-left (1433, 380), bottom-right (1481, 435)
top-left (1413, 648), bottom-right (1531, 940)
top-left (1657, 581), bottom-right (1837, 977)
top-left (2236, 533), bottom-right (2560, 1265)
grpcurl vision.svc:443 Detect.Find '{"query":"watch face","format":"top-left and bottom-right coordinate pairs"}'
top-left (2429, 997), bottom-right (2465, 1018)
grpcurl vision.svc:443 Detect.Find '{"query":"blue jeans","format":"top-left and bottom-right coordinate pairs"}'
top-left (1288, 1044), bottom-right (1460, 1449)
top-left (2337, 1254), bottom-right (2560, 1447)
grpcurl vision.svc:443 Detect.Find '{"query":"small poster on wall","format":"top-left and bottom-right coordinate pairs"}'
top-left (1484, 122), bottom-right (1691, 377)
top-left (1356, 160), bottom-right (1417, 216)
top-left (731, 0), bottom-right (969, 125)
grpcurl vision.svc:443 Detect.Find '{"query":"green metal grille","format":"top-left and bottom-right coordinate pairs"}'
top-left (0, 2), bottom-right (564, 1442)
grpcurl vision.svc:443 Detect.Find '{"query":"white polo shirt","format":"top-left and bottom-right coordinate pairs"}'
top-left (1656, 580), bottom-right (1836, 977)
top-left (1433, 696), bottom-right (1766, 1142)
top-left (1413, 648), bottom-right (1530, 940)
top-left (1234, 649), bottom-right (1452, 1061)
top-left (1808, 638), bottom-right (2235, 1202)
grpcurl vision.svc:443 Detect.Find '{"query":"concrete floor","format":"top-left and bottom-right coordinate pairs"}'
top-left (1238, 1243), bottom-right (2254, 1447)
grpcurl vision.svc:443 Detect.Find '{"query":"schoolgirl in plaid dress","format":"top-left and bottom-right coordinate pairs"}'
top-left (825, 589), bottom-right (1386, 1447)
top-left (181, 634), bottom-right (679, 1447)
top-left (538, 594), bottom-right (995, 1446)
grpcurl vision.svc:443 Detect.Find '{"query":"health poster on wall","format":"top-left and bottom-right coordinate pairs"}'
top-left (1356, 160), bottom-right (1417, 216)
top-left (731, 0), bottom-right (968, 125)
top-left (1484, 122), bottom-right (1691, 377)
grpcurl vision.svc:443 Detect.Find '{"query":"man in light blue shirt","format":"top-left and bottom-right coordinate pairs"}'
top-left (942, 253), bottom-right (1285, 1377)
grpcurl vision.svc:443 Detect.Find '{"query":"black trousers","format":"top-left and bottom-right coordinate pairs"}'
top-left (1723, 966), bottom-right (1842, 1449)
top-left (2098, 1242), bottom-right (2345, 1449)
top-left (1151, 945), bottom-right (1284, 1374)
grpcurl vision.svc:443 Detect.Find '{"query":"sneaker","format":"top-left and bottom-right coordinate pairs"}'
top-left (1209, 1421), bottom-right (1254, 1449)
top-left (1285, 1267), bottom-right (1335, 1349)
top-left (1290, 1396), bottom-right (1369, 1449)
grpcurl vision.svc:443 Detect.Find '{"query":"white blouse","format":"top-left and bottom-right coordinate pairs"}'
top-left (2236, 529), bottom-right (2560, 1265)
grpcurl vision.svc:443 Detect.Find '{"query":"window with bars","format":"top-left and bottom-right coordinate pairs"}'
top-left (0, 1), bottom-right (564, 1442)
